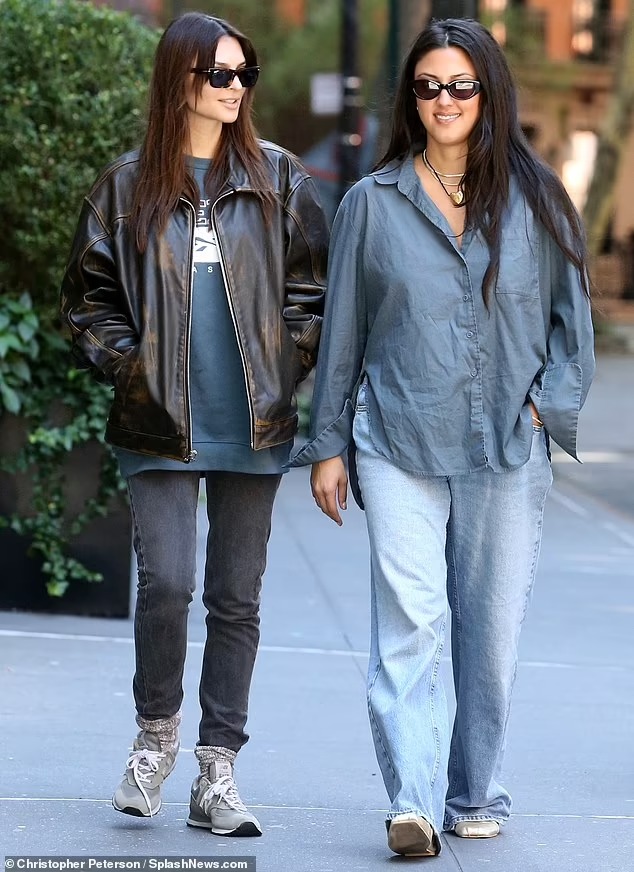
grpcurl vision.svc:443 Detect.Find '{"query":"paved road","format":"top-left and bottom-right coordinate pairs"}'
top-left (1, 354), bottom-right (633, 870)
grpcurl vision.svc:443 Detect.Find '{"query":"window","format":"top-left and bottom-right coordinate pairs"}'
top-left (561, 130), bottom-right (598, 211)
top-left (481, 0), bottom-right (508, 44)
top-left (572, 0), bottom-right (611, 61)
top-left (480, 0), bottom-right (526, 45)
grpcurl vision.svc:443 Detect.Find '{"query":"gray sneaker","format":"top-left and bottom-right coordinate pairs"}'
top-left (186, 759), bottom-right (262, 836)
top-left (112, 730), bottom-right (179, 817)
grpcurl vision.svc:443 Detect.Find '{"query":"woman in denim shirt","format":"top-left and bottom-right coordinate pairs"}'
top-left (292, 18), bottom-right (594, 858)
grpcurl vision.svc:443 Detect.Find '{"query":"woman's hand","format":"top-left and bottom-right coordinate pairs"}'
top-left (528, 400), bottom-right (543, 427)
top-left (310, 457), bottom-right (348, 526)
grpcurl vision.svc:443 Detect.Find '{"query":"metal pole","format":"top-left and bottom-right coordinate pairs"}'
top-left (339, 0), bottom-right (362, 202)
top-left (388, 0), bottom-right (400, 100)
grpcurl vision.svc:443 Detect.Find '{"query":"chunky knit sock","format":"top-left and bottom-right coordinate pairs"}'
top-left (194, 744), bottom-right (237, 775)
top-left (136, 711), bottom-right (181, 751)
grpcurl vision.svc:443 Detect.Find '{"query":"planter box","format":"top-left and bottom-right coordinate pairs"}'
top-left (0, 413), bottom-right (132, 618)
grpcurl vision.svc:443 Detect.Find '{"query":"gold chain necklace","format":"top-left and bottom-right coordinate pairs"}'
top-left (422, 149), bottom-right (465, 207)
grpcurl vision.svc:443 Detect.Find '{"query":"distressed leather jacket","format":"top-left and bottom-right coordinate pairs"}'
top-left (60, 142), bottom-right (328, 461)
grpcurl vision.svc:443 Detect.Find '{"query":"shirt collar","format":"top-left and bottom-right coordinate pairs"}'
top-left (371, 152), bottom-right (424, 202)
top-left (370, 158), bottom-right (404, 186)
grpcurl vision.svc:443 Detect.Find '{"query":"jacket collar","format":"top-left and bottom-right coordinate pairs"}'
top-left (223, 147), bottom-right (254, 192)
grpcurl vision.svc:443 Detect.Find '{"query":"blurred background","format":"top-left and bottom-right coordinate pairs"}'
top-left (91, 0), bottom-right (634, 338)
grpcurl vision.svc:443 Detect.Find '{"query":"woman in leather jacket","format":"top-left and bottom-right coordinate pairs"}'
top-left (61, 11), bottom-right (328, 835)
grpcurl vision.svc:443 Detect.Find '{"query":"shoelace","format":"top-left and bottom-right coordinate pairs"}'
top-left (126, 748), bottom-right (165, 816)
top-left (199, 774), bottom-right (247, 815)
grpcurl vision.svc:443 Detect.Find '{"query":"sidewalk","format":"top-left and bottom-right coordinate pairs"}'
top-left (551, 353), bottom-right (634, 518)
top-left (1, 355), bottom-right (634, 870)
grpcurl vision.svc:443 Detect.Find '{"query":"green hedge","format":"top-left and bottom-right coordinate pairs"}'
top-left (0, 0), bottom-right (158, 596)
top-left (0, 0), bottom-right (158, 313)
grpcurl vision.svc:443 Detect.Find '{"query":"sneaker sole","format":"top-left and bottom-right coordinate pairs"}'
top-left (112, 798), bottom-right (161, 818)
top-left (186, 816), bottom-right (262, 837)
top-left (387, 819), bottom-right (436, 857)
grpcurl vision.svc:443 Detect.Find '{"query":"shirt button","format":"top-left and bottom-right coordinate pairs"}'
top-left (470, 369), bottom-right (478, 377)
top-left (466, 331), bottom-right (474, 338)
top-left (463, 295), bottom-right (470, 301)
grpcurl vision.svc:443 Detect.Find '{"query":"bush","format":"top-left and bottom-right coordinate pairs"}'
top-left (0, 0), bottom-right (158, 595)
top-left (0, 0), bottom-right (158, 310)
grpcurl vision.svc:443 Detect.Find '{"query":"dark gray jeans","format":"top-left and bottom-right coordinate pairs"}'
top-left (127, 470), bottom-right (281, 751)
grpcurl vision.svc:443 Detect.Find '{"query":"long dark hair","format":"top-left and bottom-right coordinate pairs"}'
top-left (131, 12), bottom-right (275, 252)
top-left (376, 18), bottom-right (590, 299)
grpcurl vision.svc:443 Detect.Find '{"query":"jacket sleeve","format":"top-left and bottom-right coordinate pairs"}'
top-left (290, 198), bottom-right (368, 465)
top-left (60, 197), bottom-right (138, 381)
top-left (529, 231), bottom-right (595, 459)
top-left (282, 175), bottom-right (329, 381)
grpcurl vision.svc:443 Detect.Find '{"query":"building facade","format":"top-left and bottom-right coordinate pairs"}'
top-left (483, 0), bottom-right (634, 304)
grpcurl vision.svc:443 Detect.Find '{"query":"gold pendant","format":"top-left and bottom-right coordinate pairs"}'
top-left (450, 190), bottom-right (464, 206)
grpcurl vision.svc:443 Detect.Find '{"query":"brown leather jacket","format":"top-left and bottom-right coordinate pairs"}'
top-left (60, 142), bottom-right (328, 461)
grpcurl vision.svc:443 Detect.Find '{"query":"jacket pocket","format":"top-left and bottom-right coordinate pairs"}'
top-left (110, 344), bottom-right (139, 380)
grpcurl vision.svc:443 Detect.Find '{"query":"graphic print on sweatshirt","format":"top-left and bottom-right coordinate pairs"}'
top-left (193, 196), bottom-right (221, 271)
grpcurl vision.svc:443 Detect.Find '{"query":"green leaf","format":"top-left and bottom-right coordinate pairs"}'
top-left (0, 382), bottom-right (21, 413)
top-left (46, 580), bottom-right (69, 597)
top-left (0, 333), bottom-right (23, 357)
top-left (11, 358), bottom-right (31, 382)
top-left (17, 320), bottom-right (37, 343)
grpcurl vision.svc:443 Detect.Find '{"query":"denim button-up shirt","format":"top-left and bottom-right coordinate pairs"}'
top-left (292, 153), bottom-right (595, 477)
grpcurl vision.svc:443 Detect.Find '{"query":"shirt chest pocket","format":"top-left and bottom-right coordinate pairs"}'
top-left (495, 229), bottom-right (540, 298)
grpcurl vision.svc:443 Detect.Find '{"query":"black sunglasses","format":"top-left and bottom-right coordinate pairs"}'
top-left (190, 66), bottom-right (260, 89)
top-left (412, 78), bottom-right (482, 101)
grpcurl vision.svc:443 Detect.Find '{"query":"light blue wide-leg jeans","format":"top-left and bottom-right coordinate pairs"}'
top-left (443, 428), bottom-right (552, 829)
top-left (353, 396), bottom-right (552, 837)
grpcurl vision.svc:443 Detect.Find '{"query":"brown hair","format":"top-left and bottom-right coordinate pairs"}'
top-left (131, 12), bottom-right (275, 252)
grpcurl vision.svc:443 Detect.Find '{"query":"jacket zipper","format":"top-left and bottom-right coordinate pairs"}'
top-left (210, 190), bottom-right (256, 449)
top-left (179, 197), bottom-right (197, 462)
